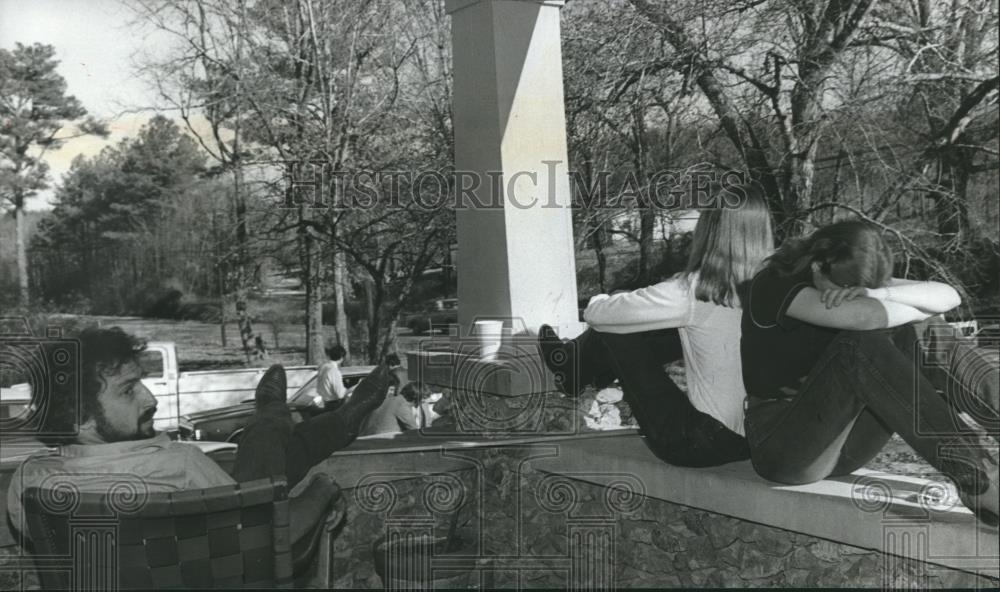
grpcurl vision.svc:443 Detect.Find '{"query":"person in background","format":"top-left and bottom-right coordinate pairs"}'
top-left (253, 334), bottom-right (268, 360)
top-left (360, 382), bottom-right (431, 436)
top-left (316, 343), bottom-right (347, 403)
top-left (421, 390), bottom-right (448, 428)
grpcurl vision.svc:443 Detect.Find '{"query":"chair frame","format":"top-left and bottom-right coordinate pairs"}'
top-left (23, 477), bottom-right (293, 590)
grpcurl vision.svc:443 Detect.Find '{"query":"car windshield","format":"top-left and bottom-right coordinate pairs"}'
top-left (289, 376), bottom-right (320, 407)
top-left (288, 367), bottom-right (372, 407)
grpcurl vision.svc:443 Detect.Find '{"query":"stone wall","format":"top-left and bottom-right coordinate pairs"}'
top-left (0, 548), bottom-right (36, 590)
top-left (332, 445), bottom-right (998, 589)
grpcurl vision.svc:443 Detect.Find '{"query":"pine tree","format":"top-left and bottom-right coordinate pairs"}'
top-left (0, 43), bottom-right (107, 304)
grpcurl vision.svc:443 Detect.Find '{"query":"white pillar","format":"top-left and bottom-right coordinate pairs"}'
top-left (447, 0), bottom-right (582, 339)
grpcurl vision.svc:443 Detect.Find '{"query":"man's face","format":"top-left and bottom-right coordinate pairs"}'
top-left (92, 360), bottom-right (158, 443)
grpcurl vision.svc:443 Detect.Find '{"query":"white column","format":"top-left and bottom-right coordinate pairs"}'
top-left (447, 0), bottom-right (583, 339)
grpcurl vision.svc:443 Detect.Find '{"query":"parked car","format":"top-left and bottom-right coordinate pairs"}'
top-left (402, 298), bottom-right (458, 335)
top-left (177, 366), bottom-right (375, 443)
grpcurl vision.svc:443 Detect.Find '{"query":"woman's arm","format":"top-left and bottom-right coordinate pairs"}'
top-left (817, 278), bottom-right (960, 315)
top-left (869, 278), bottom-right (961, 314)
top-left (583, 276), bottom-right (693, 334)
top-left (786, 287), bottom-right (932, 330)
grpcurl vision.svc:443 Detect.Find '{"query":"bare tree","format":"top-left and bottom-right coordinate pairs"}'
top-left (628, 0), bottom-right (881, 235)
top-left (564, 0), bottom-right (702, 287)
top-left (132, 0), bottom-right (272, 362)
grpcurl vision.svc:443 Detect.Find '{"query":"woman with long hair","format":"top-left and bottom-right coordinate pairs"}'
top-left (539, 182), bottom-right (774, 467)
top-left (741, 219), bottom-right (998, 526)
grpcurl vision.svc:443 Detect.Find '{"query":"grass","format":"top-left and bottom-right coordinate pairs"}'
top-left (54, 313), bottom-right (428, 371)
top-left (91, 315), bottom-right (309, 370)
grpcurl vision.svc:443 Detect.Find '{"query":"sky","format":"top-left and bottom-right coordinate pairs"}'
top-left (0, 0), bottom-right (174, 209)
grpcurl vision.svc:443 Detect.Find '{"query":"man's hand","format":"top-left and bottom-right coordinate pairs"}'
top-left (820, 286), bottom-right (869, 309)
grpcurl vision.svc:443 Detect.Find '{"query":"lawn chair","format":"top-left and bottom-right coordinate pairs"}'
top-left (22, 476), bottom-right (341, 590)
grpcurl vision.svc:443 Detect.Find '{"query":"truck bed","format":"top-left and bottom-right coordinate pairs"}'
top-left (151, 366), bottom-right (317, 430)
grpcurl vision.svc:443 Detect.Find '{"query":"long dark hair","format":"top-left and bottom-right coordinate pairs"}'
top-left (684, 183), bottom-right (775, 306)
top-left (765, 220), bottom-right (894, 288)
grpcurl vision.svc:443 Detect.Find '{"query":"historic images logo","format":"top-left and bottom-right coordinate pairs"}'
top-left (279, 160), bottom-right (751, 212)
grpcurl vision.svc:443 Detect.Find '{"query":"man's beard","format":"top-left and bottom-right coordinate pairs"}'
top-left (95, 407), bottom-right (157, 443)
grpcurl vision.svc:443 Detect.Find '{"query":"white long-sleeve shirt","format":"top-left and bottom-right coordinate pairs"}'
top-left (584, 273), bottom-right (747, 435)
top-left (316, 361), bottom-right (347, 401)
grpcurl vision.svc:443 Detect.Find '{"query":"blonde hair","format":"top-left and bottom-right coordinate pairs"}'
top-left (684, 183), bottom-right (774, 306)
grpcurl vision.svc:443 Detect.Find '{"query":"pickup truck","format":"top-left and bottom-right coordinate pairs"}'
top-left (137, 342), bottom-right (319, 431)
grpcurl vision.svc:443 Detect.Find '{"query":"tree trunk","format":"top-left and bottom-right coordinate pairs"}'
top-left (638, 207), bottom-right (655, 285)
top-left (826, 149), bottom-right (846, 225)
top-left (364, 277), bottom-right (377, 363)
top-left (933, 146), bottom-right (973, 238)
top-left (15, 194), bottom-right (29, 305)
top-left (219, 273), bottom-right (227, 347)
top-left (212, 211), bottom-right (228, 347)
top-left (442, 246), bottom-right (454, 296)
top-left (308, 260), bottom-right (324, 365)
top-left (379, 320), bottom-right (398, 362)
top-left (301, 214), bottom-right (325, 365)
top-left (593, 222), bottom-right (608, 293)
top-left (333, 248), bottom-right (351, 362)
top-left (629, 107), bottom-right (654, 286)
top-left (233, 164), bottom-right (257, 364)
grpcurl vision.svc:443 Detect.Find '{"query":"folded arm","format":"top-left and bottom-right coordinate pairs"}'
top-left (787, 287), bottom-right (933, 330)
top-left (872, 278), bottom-right (962, 314)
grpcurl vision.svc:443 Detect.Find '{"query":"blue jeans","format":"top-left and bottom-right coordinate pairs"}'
top-left (567, 328), bottom-right (749, 467)
top-left (745, 321), bottom-right (997, 495)
top-left (916, 318), bottom-right (998, 426)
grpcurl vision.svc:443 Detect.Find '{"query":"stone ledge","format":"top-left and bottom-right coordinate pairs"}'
top-left (530, 432), bottom-right (999, 577)
top-left (316, 430), bottom-right (629, 487)
top-left (317, 429), bottom-right (997, 577)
